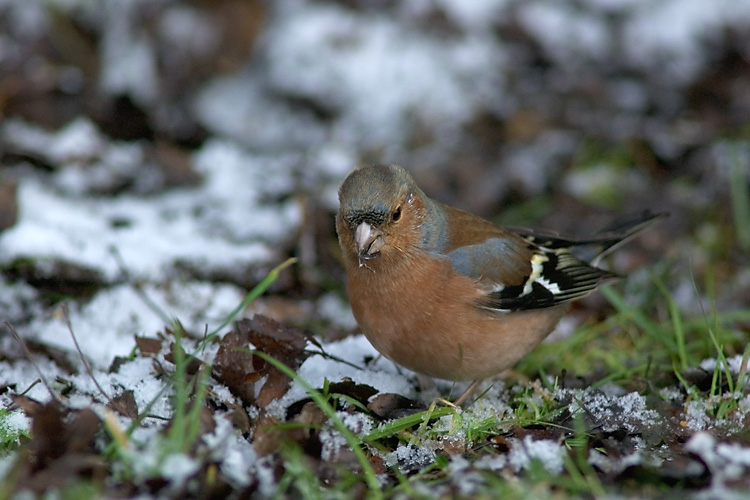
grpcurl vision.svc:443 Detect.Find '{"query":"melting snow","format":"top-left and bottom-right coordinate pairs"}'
top-left (687, 432), bottom-right (750, 494)
top-left (562, 388), bottom-right (661, 433)
top-left (508, 436), bottom-right (565, 474)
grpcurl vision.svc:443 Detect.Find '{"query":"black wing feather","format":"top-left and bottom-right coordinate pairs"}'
top-left (482, 250), bottom-right (619, 312)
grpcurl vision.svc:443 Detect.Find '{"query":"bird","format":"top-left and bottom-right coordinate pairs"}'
top-left (335, 165), bottom-right (664, 405)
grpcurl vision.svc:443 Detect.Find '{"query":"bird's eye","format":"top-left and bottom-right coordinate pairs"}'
top-left (392, 206), bottom-right (402, 222)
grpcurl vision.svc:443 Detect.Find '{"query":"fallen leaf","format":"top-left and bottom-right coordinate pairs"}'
top-left (225, 402), bottom-right (252, 434)
top-left (212, 315), bottom-right (310, 407)
top-left (134, 336), bottom-right (163, 356)
top-left (212, 330), bottom-right (258, 405)
top-left (367, 393), bottom-right (426, 421)
top-left (109, 390), bottom-right (138, 419)
top-left (10, 394), bottom-right (44, 417)
top-left (12, 401), bottom-right (105, 495)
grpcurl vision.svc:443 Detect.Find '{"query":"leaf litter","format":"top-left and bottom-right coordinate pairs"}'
top-left (3, 308), bottom-right (750, 498)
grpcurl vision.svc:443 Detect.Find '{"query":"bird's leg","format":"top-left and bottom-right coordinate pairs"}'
top-left (415, 373), bottom-right (436, 392)
top-left (452, 378), bottom-right (485, 407)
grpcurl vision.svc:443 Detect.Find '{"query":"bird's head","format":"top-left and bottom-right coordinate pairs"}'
top-left (336, 165), bottom-right (425, 267)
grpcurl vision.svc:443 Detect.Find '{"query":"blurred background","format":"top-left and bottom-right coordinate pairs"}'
top-left (1, 0), bottom-right (749, 339)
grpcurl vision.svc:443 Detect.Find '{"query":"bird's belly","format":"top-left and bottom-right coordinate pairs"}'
top-left (348, 259), bottom-right (566, 381)
top-left (361, 304), bottom-right (565, 381)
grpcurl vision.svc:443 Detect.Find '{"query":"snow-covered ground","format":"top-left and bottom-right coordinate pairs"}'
top-left (1, 0), bottom-right (750, 497)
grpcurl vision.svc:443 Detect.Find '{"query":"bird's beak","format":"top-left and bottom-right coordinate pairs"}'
top-left (354, 222), bottom-right (384, 260)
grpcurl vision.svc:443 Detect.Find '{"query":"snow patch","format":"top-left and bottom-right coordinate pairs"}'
top-left (508, 436), bottom-right (565, 474)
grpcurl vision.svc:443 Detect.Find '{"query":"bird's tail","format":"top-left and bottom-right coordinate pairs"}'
top-left (588, 210), bottom-right (668, 265)
top-left (508, 210), bottom-right (668, 265)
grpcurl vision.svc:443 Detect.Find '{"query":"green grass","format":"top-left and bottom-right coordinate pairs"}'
top-left (0, 409), bottom-right (29, 456)
top-left (517, 269), bottom-right (750, 389)
top-left (364, 404), bottom-right (456, 443)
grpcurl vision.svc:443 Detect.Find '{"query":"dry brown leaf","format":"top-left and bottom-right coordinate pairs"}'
top-left (109, 390), bottom-right (138, 419)
top-left (367, 393), bottom-right (427, 421)
top-left (212, 315), bottom-right (310, 407)
top-left (134, 336), bottom-right (163, 356)
top-left (212, 330), bottom-right (258, 405)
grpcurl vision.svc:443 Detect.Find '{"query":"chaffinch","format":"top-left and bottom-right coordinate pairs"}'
top-left (336, 165), bottom-right (663, 405)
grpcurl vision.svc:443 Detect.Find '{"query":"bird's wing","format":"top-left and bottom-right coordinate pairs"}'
top-left (441, 205), bottom-right (620, 312)
top-left (446, 238), bottom-right (619, 312)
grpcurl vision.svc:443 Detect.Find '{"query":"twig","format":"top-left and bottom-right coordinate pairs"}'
top-left (62, 303), bottom-right (116, 407)
top-left (4, 321), bottom-right (60, 403)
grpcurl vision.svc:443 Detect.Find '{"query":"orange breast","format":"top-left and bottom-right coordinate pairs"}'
top-left (346, 251), bottom-right (566, 381)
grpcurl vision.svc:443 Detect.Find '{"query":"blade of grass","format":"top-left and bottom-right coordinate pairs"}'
top-left (412, 400), bottom-right (449, 445)
top-left (182, 365), bottom-right (210, 452)
top-left (331, 393), bottom-right (371, 414)
top-left (206, 257), bottom-right (297, 340)
top-left (167, 324), bottom-right (190, 454)
top-left (364, 406), bottom-right (456, 442)
top-left (672, 360), bottom-right (694, 394)
top-left (690, 266), bottom-right (735, 395)
top-left (652, 274), bottom-right (689, 372)
top-left (736, 344), bottom-right (750, 392)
